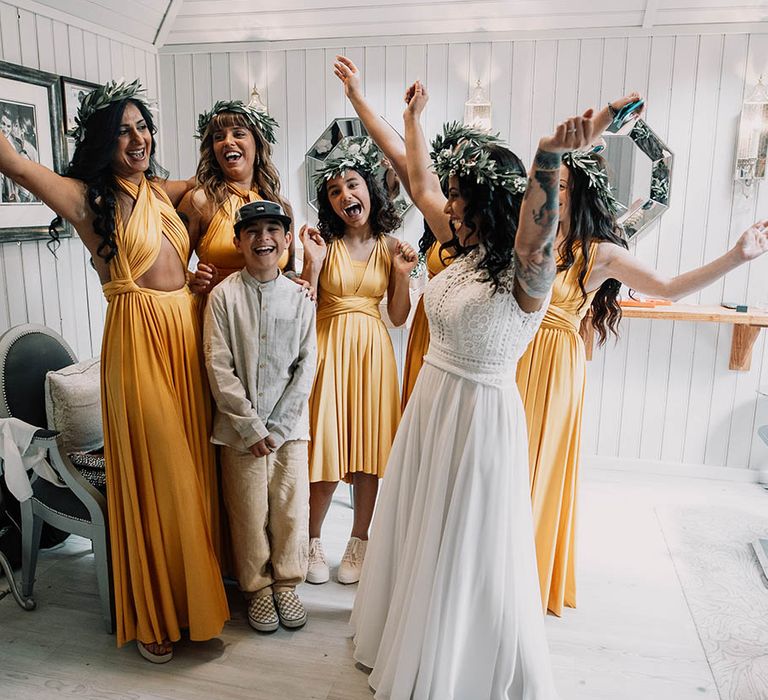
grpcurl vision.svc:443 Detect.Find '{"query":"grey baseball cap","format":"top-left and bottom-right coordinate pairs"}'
top-left (234, 200), bottom-right (291, 234)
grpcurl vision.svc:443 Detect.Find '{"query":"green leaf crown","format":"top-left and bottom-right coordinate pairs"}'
top-left (313, 136), bottom-right (382, 187)
top-left (70, 79), bottom-right (147, 145)
top-left (562, 150), bottom-right (625, 216)
top-left (196, 100), bottom-right (279, 144)
top-left (429, 122), bottom-right (528, 196)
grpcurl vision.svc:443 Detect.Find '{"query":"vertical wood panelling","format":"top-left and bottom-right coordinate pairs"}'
top-left (0, 0), bottom-right (157, 359)
top-left (3, 12), bottom-right (767, 471)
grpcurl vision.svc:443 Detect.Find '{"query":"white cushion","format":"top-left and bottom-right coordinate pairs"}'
top-left (45, 357), bottom-right (103, 454)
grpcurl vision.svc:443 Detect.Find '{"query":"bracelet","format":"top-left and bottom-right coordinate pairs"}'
top-left (283, 270), bottom-right (299, 280)
top-left (607, 102), bottom-right (618, 118)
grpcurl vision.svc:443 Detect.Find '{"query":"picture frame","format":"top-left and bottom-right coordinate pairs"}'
top-left (60, 75), bottom-right (97, 163)
top-left (0, 60), bottom-right (69, 242)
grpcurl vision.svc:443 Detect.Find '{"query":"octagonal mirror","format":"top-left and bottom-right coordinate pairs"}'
top-left (601, 118), bottom-right (673, 240)
top-left (306, 116), bottom-right (412, 216)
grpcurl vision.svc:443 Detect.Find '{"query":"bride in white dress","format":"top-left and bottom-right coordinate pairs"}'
top-left (350, 82), bottom-right (606, 699)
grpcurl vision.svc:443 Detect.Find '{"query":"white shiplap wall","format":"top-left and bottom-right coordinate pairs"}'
top-left (159, 32), bottom-right (768, 474)
top-left (0, 1), bottom-right (159, 360)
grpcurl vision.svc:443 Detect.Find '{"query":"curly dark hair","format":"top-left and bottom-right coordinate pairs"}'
top-left (561, 154), bottom-right (628, 345)
top-left (48, 98), bottom-right (167, 261)
top-left (444, 144), bottom-right (527, 292)
top-left (316, 168), bottom-right (401, 240)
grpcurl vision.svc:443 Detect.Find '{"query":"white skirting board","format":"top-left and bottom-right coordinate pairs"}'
top-left (584, 455), bottom-right (768, 484)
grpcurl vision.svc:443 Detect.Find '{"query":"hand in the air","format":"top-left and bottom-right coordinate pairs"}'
top-left (403, 81), bottom-right (428, 120)
top-left (734, 219), bottom-right (768, 262)
top-left (333, 56), bottom-right (363, 101)
top-left (299, 224), bottom-right (328, 265)
top-left (539, 109), bottom-right (597, 154)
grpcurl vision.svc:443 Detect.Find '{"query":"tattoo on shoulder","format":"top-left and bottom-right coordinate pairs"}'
top-left (533, 149), bottom-right (562, 171)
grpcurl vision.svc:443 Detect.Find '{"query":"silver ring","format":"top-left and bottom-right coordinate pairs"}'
top-left (567, 128), bottom-right (577, 133)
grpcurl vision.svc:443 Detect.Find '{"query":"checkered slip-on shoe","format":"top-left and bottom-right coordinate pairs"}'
top-left (248, 594), bottom-right (279, 633)
top-left (273, 590), bottom-right (308, 629)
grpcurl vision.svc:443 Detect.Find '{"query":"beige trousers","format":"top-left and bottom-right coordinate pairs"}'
top-left (221, 440), bottom-right (309, 598)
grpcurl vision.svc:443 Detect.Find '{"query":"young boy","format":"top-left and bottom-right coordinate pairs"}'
top-left (203, 200), bottom-right (316, 632)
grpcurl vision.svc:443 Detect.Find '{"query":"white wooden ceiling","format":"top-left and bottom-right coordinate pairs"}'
top-left (27, 0), bottom-right (768, 48)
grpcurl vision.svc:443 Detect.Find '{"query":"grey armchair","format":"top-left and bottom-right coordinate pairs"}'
top-left (0, 324), bottom-right (113, 633)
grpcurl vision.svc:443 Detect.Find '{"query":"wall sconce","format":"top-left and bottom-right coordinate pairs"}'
top-left (464, 80), bottom-right (491, 132)
top-left (735, 76), bottom-right (768, 197)
top-left (248, 85), bottom-right (268, 113)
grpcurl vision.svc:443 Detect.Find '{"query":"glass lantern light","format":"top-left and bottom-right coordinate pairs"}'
top-left (735, 76), bottom-right (768, 196)
top-left (248, 85), bottom-right (268, 113)
top-left (464, 80), bottom-right (492, 132)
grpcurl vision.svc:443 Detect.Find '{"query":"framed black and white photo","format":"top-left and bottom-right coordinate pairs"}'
top-left (60, 76), bottom-right (97, 148)
top-left (0, 60), bottom-right (68, 242)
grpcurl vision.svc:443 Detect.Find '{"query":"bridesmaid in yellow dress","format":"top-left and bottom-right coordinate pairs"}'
top-left (520, 97), bottom-right (768, 617)
top-left (178, 100), bottom-right (295, 289)
top-left (300, 137), bottom-right (417, 585)
top-left (0, 81), bottom-right (228, 662)
top-left (332, 56), bottom-right (455, 408)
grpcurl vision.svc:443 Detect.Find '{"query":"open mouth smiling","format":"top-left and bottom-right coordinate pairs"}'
top-left (252, 244), bottom-right (276, 256)
top-left (343, 203), bottom-right (362, 217)
top-left (224, 150), bottom-right (242, 163)
top-left (127, 148), bottom-right (146, 161)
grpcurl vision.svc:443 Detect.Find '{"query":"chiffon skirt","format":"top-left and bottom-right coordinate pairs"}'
top-left (351, 361), bottom-right (559, 700)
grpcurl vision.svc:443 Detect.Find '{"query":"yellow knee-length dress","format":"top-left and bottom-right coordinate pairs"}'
top-left (400, 241), bottom-right (450, 410)
top-left (308, 237), bottom-right (400, 483)
top-left (102, 176), bottom-right (229, 647)
top-left (196, 183), bottom-right (288, 281)
top-left (516, 243), bottom-right (598, 617)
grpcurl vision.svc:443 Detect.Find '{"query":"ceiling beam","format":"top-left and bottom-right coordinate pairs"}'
top-left (642, 0), bottom-right (659, 29)
top-left (154, 0), bottom-right (184, 48)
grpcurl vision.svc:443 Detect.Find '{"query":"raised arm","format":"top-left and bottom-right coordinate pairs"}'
top-left (591, 219), bottom-right (768, 301)
top-left (0, 131), bottom-right (91, 231)
top-left (334, 56), bottom-right (410, 195)
top-left (385, 236), bottom-right (417, 326)
top-left (514, 110), bottom-right (598, 312)
top-left (402, 81), bottom-right (452, 243)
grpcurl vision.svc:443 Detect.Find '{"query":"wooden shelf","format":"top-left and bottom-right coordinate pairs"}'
top-left (579, 303), bottom-right (768, 371)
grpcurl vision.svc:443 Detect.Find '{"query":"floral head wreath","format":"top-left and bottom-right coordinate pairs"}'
top-left (196, 100), bottom-right (279, 145)
top-left (70, 79), bottom-right (147, 146)
top-left (429, 122), bottom-right (528, 196)
top-left (314, 136), bottom-right (382, 187)
top-left (562, 150), bottom-right (624, 216)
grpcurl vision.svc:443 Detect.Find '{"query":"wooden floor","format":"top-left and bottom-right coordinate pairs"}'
top-left (0, 470), bottom-right (766, 700)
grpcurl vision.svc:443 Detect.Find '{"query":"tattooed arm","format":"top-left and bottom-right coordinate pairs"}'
top-left (513, 110), bottom-right (598, 312)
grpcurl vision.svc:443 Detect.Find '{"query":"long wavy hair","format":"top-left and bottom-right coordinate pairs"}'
top-left (316, 168), bottom-right (401, 241)
top-left (48, 98), bottom-right (167, 261)
top-left (194, 111), bottom-right (285, 213)
top-left (447, 144), bottom-right (527, 292)
top-left (561, 154), bottom-right (628, 345)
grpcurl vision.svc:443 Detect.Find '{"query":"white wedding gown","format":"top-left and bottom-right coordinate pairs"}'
top-left (351, 248), bottom-right (559, 700)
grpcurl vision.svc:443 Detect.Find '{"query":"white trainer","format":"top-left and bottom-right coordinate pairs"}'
top-left (306, 537), bottom-right (330, 584)
top-left (337, 537), bottom-right (367, 584)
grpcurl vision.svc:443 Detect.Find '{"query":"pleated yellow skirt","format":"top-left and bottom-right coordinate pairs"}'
top-left (516, 322), bottom-right (586, 616)
top-left (308, 310), bottom-right (401, 484)
top-left (102, 286), bottom-right (229, 646)
top-left (400, 295), bottom-right (430, 410)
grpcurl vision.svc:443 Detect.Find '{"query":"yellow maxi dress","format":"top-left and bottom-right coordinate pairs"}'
top-left (400, 242), bottom-right (450, 410)
top-left (308, 237), bottom-right (400, 483)
top-left (102, 176), bottom-right (229, 647)
top-left (195, 183), bottom-right (288, 281)
top-left (516, 243), bottom-right (599, 617)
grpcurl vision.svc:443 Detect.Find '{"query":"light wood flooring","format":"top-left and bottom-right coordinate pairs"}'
top-left (0, 470), bottom-right (766, 700)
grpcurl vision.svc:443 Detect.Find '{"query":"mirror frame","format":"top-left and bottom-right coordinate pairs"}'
top-left (604, 118), bottom-right (673, 241)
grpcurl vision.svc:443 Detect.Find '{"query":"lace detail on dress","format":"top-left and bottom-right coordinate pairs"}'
top-left (423, 248), bottom-right (549, 387)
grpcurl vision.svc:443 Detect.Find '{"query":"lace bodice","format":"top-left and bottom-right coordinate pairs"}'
top-left (423, 248), bottom-right (549, 387)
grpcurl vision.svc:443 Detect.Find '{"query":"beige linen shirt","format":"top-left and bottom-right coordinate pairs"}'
top-left (203, 269), bottom-right (317, 452)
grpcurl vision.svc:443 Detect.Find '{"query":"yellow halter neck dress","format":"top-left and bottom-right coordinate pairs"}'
top-left (400, 241), bottom-right (450, 410)
top-left (102, 176), bottom-right (229, 647)
top-left (308, 237), bottom-right (401, 483)
top-left (516, 242), bottom-right (599, 616)
top-left (195, 183), bottom-right (289, 282)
